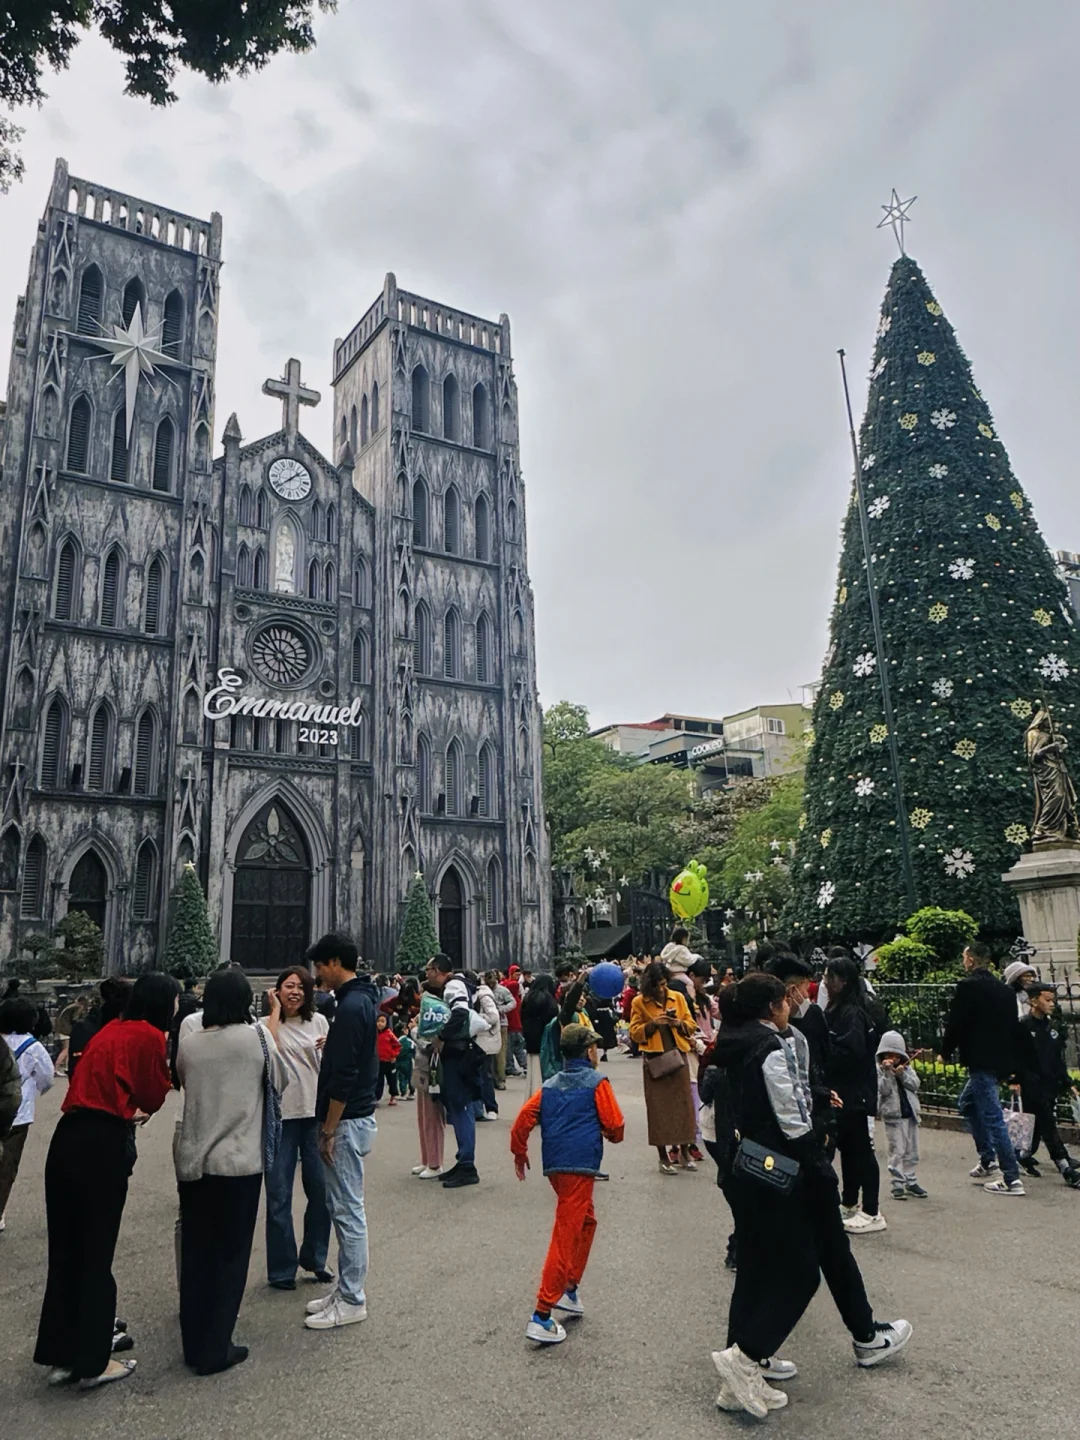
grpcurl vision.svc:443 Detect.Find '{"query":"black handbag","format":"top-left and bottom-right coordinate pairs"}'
top-left (732, 1137), bottom-right (800, 1197)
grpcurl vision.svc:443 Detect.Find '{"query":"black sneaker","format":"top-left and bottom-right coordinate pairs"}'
top-left (1063, 1169), bottom-right (1080, 1189)
top-left (442, 1165), bottom-right (479, 1189)
top-left (1020, 1157), bottom-right (1041, 1178)
top-left (905, 1181), bottom-right (928, 1198)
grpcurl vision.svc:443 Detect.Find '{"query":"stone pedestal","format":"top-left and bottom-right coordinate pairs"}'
top-left (1002, 846), bottom-right (1080, 975)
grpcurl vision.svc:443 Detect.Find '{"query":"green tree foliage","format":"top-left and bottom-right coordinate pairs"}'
top-left (563, 762), bottom-right (694, 884)
top-left (396, 872), bottom-right (440, 973)
top-left (682, 776), bottom-right (778, 878)
top-left (904, 906), bottom-right (978, 962)
top-left (791, 256), bottom-right (1079, 941)
top-left (12, 910), bottom-right (105, 982)
top-left (1, 2), bottom-right (335, 184)
top-left (164, 863), bottom-right (218, 982)
top-left (716, 772), bottom-right (804, 935)
top-left (874, 937), bottom-right (937, 982)
top-left (542, 701), bottom-right (628, 866)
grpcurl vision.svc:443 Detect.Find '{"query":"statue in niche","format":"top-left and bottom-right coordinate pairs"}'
top-left (274, 524), bottom-right (295, 593)
top-left (1026, 708), bottom-right (1080, 846)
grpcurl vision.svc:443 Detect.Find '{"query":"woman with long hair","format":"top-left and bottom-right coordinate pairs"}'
top-left (823, 956), bottom-right (884, 1233)
top-left (34, 972), bottom-right (179, 1390)
top-left (629, 962), bottom-right (697, 1174)
top-left (519, 973), bottom-right (558, 1094)
top-left (264, 965), bottom-right (332, 1290)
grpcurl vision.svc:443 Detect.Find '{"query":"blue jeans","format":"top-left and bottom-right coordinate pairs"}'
top-left (958, 1071), bottom-right (1019, 1183)
top-left (265, 1117), bottom-right (332, 1284)
top-left (321, 1115), bottom-right (377, 1306)
top-left (441, 1051), bottom-right (478, 1165)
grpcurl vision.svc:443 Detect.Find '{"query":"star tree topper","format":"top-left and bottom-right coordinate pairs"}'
top-left (87, 308), bottom-right (178, 443)
top-left (877, 189), bottom-right (917, 255)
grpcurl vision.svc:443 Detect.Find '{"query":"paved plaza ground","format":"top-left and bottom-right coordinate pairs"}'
top-left (1, 1052), bottom-right (1076, 1439)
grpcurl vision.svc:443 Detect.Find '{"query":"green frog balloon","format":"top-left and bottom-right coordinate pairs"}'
top-left (669, 859), bottom-right (709, 920)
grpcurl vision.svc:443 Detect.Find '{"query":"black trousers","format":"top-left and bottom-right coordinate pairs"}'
top-left (805, 1168), bottom-right (875, 1341)
top-left (375, 1061), bottom-right (399, 1100)
top-left (179, 1173), bottom-right (262, 1371)
top-left (35, 1110), bottom-right (131, 1379)
top-left (724, 1176), bottom-right (820, 1362)
top-left (835, 1110), bottom-right (880, 1216)
top-left (1022, 1089), bottom-right (1075, 1172)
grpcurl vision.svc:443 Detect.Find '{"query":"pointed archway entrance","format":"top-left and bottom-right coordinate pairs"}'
top-left (438, 865), bottom-right (464, 970)
top-left (231, 800), bottom-right (311, 972)
top-left (68, 850), bottom-right (108, 934)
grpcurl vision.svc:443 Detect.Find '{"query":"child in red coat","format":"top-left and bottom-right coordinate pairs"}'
top-left (375, 1013), bottom-right (401, 1105)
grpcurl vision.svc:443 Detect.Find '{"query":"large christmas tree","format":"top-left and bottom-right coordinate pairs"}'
top-left (791, 255), bottom-right (1080, 940)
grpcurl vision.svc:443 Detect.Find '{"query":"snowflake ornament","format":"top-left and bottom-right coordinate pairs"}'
top-left (855, 777), bottom-right (876, 797)
top-left (869, 724), bottom-right (888, 744)
top-left (899, 413), bottom-right (919, 430)
top-left (932, 678), bottom-right (954, 698)
top-left (929, 463), bottom-right (949, 479)
top-left (1010, 492), bottom-right (1025, 512)
top-left (820, 828), bottom-right (833, 849)
top-left (744, 870), bottom-right (764, 884)
top-left (1038, 653), bottom-right (1071, 683)
top-left (1004, 823), bottom-right (1029, 846)
top-left (798, 812), bottom-right (808, 831)
top-left (910, 808), bottom-right (933, 830)
top-left (852, 652), bottom-right (877, 678)
top-left (861, 453), bottom-right (876, 471)
top-left (931, 408), bottom-right (957, 430)
top-left (1032, 609), bottom-right (1053, 627)
top-left (829, 690), bottom-right (845, 710)
top-left (838, 585), bottom-right (848, 605)
top-left (926, 300), bottom-right (943, 316)
top-left (1010, 698), bottom-right (1033, 720)
top-left (928, 602), bottom-right (949, 624)
top-left (949, 558), bottom-right (975, 581)
top-left (984, 513), bottom-right (1001, 531)
top-left (876, 313), bottom-right (893, 338)
top-left (917, 351), bottom-right (936, 366)
top-left (944, 848), bottom-right (975, 879)
top-left (953, 738), bottom-right (977, 760)
top-left (816, 880), bottom-right (836, 908)
top-left (770, 839), bottom-right (782, 851)
top-left (868, 496), bottom-right (891, 519)
top-left (978, 422), bottom-right (995, 439)
top-left (871, 357), bottom-right (888, 380)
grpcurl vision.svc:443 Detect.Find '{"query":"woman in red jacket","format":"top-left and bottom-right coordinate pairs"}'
top-left (34, 972), bottom-right (179, 1390)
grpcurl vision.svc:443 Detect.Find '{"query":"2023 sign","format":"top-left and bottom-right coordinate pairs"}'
top-left (299, 728), bottom-right (338, 746)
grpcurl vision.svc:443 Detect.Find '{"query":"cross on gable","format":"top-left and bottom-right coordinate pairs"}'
top-left (262, 358), bottom-right (320, 446)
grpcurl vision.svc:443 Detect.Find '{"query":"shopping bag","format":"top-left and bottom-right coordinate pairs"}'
top-left (1003, 1095), bottom-right (1036, 1160)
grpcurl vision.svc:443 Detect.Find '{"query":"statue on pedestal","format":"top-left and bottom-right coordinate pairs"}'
top-left (1026, 708), bottom-right (1080, 846)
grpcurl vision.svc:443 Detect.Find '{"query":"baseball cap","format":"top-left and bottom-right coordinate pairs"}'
top-left (560, 1022), bottom-right (601, 1053)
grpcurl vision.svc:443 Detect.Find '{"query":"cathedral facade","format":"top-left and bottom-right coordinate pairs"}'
top-left (0, 159), bottom-right (551, 975)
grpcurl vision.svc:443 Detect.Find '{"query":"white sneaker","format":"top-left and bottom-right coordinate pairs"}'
top-left (525, 1315), bottom-right (566, 1345)
top-left (411, 1164), bottom-right (426, 1175)
top-left (717, 1380), bottom-right (788, 1412)
top-left (854, 1319), bottom-right (913, 1367)
top-left (984, 1178), bottom-right (1025, 1196)
top-left (304, 1288), bottom-right (339, 1315)
top-left (842, 1210), bottom-right (873, 1232)
top-left (969, 1161), bottom-right (1000, 1181)
top-left (0, 1213), bottom-right (6, 1232)
top-left (840, 1203), bottom-right (860, 1221)
top-left (46, 1367), bottom-right (74, 1386)
top-left (711, 1346), bottom-right (771, 1419)
top-left (760, 1355), bottom-right (798, 1380)
top-left (553, 1289), bottom-right (584, 1316)
top-left (852, 1212), bottom-right (888, 1233)
top-left (304, 1295), bottom-right (368, 1329)
top-left (418, 1166), bottom-right (443, 1179)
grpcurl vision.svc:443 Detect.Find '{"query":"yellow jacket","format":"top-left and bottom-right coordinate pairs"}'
top-left (628, 990), bottom-right (695, 1054)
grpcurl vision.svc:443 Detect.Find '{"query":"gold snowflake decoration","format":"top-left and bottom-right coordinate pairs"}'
top-left (1010, 491), bottom-right (1025, 512)
top-left (917, 351), bottom-right (936, 366)
top-left (820, 828), bottom-right (833, 849)
top-left (978, 422), bottom-right (995, 439)
top-left (798, 812), bottom-right (807, 831)
top-left (910, 808), bottom-right (933, 830)
top-left (829, 691), bottom-right (845, 711)
top-left (953, 738), bottom-right (977, 760)
top-left (838, 584), bottom-right (848, 605)
top-left (804, 726), bottom-right (815, 746)
top-left (984, 513), bottom-right (1001, 531)
top-left (928, 602), bottom-right (949, 623)
top-left (899, 413), bottom-right (919, 430)
top-left (1010, 698), bottom-right (1033, 720)
top-left (869, 724), bottom-right (888, 744)
top-left (926, 301), bottom-right (943, 316)
top-left (1033, 608), bottom-right (1053, 627)
top-left (1004, 822), bottom-right (1029, 846)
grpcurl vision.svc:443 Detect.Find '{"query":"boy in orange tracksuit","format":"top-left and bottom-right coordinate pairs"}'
top-left (511, 1023), bottom-right (625, 1345)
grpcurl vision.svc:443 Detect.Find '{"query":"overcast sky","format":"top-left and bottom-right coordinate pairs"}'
top-left (3, 2), bottom-right (1080, 728)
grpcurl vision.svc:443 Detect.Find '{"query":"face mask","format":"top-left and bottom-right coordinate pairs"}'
top-left (795, 997), bottom-right (811, 1018)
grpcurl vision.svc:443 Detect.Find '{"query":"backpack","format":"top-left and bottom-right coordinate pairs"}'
top-left (540, 1015), bottom-right (563, 1082)
top-left (472, 991), bottom-right (502, 1056)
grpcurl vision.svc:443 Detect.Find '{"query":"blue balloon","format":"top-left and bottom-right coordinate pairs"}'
top-left (588, 962), bottom-right (625, 1000)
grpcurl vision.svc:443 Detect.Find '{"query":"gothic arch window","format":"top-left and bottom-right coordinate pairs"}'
top-left (12, 668), bottom-right (34, 729)
top-left (476, 610), bottom-right (493, 684)
top-left (353, 556), bottom-right (371, 607)
top-left (351, 631), bottom-right (369, 684)
top-left (54, 537), bottom-right (79, 620)
top-left (370, 381), bottom-right (380, 433)
top-left (253, 546), bottom-right (267, 590)
top-left (507, 497), bottom-right (519, 542)
top-left (518, 722), bottom-right (530, 773)
top-left (474, 493), bottom-right (491, 561)
top-left (417, 733), bottom-right (432, 813)
top-left (121, 277), bottom-right (146, 327)
top-left (20, 835), bottom-right (46, 918)
top-left (502, 402), bottom-right (513, 436)
top-left (40, 385), bottom-right (60, 439)
top-left (412, 478), bottom-right (429, 547)
top-left (399, 711), bottom-right (413, 764)
top-left (339, 415), bottom-right (347, 451)
top-left (133, 709), bottom-right (158, 794)
top-left (87, 701), bottom-right (113, 791)
top-left (310, 499), bottom-right (322, 541)
top-left (194, 423), bottom-right (209, 470)
top-left (524, 848), bottom-right (538, 902)
top-left (238, 485), bottom-right (254, 525)
top-left (401, 846), bottom-right (417, 896)
top-left (99, 546), bottom-right (123, 627)
top-left (270, 511), bottom-right (303, 594)
top-left (396, 587), bottom-right (409, 639)
top-left (307, 559), bottom-right (320, 598)
top-left (0, 827), bottom-right (19, 892)
top-left (323, 561), bottom-right (336, 602)
top-left (485, 856), bottom-right (503, 924)
top-left (133, 840), bottom-right (158, 920)
top-left (478, 740), bottom-right (496, 818)
top-left (76, 265), bottom-right (103, 334)
top-left (414, 600), bottom-right (432, 674)
top-left (162, 289), bottom-right (184, 356)
top-left (348, 713), bottom-right (369, 760)
top-left (68, 849), bottom-right (108, 934)
top-left (152, 417), bottom-right (174, 491)
top-left (445, 737), bottom-right (463, 816)
top-left (443, 606), bottom-right (462, 680)
top-left (325, 504), bottom-right (337, 543)
top-left (411, 364), bottom-right (430, 432)
top-left (26, 521), bottom-right (47, 576)
top-left (443, 373), bottom-right (460, 442)
top-left (187, 550), bottom-right (205, 604)
top-left (66, 395), bottom-right (91, 472)
top-left (182, 688), bottom-right (200, 744)
top-left (40, 696), bottom-right (67, 788)
top-left (472, 383), bottom-right (490, 448)
top-left (237, 542), bottom-right (252, 588)
top-left (110, 409), bottom-right (128, 482)
top-left (144, 554), bottom-right (166, 634)
top-left (512, 607), bottom-right (525, 655)
top-left (359, 395), bottom-right (368, 448)
top-left (444, 485), bottom-right (461, 555)
top-left (255, 489), bottom-right (268, 528)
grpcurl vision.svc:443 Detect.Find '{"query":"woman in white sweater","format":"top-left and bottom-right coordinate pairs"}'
top-left (175, 969), bottom-right (287, 1375)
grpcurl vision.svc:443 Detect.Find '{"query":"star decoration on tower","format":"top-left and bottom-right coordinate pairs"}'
top-left (87, 308), bottom-right (177, 443)
top-left (877, 189), bottom-right (917, 255)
